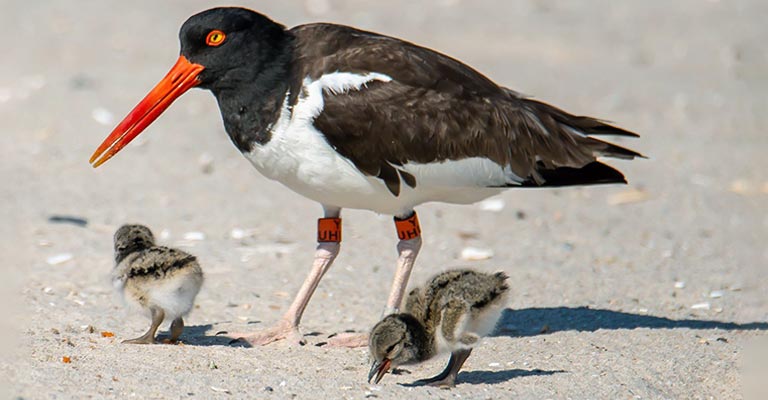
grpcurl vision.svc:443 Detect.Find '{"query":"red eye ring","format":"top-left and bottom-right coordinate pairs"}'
top-left (206, 30), bottom-right (226, 46)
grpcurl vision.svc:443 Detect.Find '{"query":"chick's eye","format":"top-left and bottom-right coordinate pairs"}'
top-left (385, 344), bottom-right (396, 354)
top-left (206, 30), bottom-right (226, 46)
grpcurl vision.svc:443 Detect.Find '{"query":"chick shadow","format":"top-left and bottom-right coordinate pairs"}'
top-left (399, 368), bottom-right (564, 387)
top-left (158, 324), bottom-right (251, 347)
top-left (458, 368), bottom-right (565, 385)
top-left (401, 307), bottom-right (766, 387)
top-left (493, 306), bottom-right (768, 337)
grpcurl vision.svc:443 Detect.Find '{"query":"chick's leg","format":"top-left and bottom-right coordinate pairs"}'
top-left (123, 306), bottom-right (164, 344)
top-left (168, 317), bottom-right (184, 343)
top-left (416, 349), bottom-right (473, 388)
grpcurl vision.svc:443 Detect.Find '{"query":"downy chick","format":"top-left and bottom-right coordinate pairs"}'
top-left (111, 224), bottom-right (204, 344)
top-left (369, 269), bottom-right (509, 387)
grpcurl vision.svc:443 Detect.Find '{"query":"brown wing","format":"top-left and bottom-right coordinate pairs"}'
top-left (289, 23), bottom-right (503, 99)
top-left (290, 24), bottom-right (642, 195)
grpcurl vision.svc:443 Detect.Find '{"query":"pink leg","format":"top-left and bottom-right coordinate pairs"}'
top-left (385, 236), bottom-right (422, 314)
top-left (234, 208), bottom-right (341, 346)
top-left (386, 211), bottom-right (423, 314)
top-left (328, 212), bottom-right (422, 348)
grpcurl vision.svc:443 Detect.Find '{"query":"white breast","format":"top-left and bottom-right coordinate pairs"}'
top-left (244, 72), bottom-right (516, 215)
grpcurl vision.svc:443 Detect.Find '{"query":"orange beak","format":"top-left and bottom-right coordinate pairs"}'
top-left (368, 358), bottom-right (392, 384)
top-left (89, 56), bottom-right (205, 168)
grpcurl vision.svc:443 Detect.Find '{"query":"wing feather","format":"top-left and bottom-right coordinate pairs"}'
top-left (289, 23), bottom-right (642, 194)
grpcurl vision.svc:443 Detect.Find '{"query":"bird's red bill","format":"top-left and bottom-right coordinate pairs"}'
top-left (89, 56), bottom-right (204, 168)
top-left (373, 359), bottom-right (391, 384)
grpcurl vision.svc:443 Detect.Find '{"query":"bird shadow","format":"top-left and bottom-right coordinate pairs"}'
top-left (399, 368), bottom-right (564, 387)
top-left (458, 368), bottom-right (566, 385)
top-left (48, 214), bottom-right (88, 227)
top-left (493, 306), bottom-right (768, 337)
top-left (157, 324), bottom-right (251, 347)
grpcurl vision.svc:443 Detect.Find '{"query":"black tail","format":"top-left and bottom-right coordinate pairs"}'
top-left (518, 161), bottom-right (627, 187)
top-left (498, 89), bottom-right (643, 187)
top-left (494, 271), bottom-right (510, 294)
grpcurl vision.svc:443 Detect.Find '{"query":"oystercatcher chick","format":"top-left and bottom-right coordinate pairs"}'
top-left (90, 7), bottom-right (641, 347)
top-left (112, 224), bottom-right (204, 344)
top-left (368, 269), bottom-right (509, 387)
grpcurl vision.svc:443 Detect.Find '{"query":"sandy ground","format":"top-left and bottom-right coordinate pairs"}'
top-left (2, 0), bottom-right (767, 399)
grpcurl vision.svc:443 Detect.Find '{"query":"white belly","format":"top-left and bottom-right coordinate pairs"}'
top-left (244, 73), bottom-right (516, 215)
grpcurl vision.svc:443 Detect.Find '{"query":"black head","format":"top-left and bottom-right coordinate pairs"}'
top-left (90, 7), bottom-right (292, 167)
top-left (178, 7), bottom-right (290, 89)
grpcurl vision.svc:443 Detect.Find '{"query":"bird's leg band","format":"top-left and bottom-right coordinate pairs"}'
top-left (317, 217), bottom-right (342, 242)
top-left (394, 212), bottom-right (421, 240)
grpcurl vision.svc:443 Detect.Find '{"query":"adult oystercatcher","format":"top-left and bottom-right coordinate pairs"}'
top-left (90, 7), bottom-right (641, 346)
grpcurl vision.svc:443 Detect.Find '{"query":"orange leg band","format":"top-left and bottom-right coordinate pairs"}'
top-left (394, 212), bottom-right (421, 240)
top-left (317, 217), bottom-right (342, 242)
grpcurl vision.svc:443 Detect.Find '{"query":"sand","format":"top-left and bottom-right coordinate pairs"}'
top-left (2, 0), bottom-right (766, 399)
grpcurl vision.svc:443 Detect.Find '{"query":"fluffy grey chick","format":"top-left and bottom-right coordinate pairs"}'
top-left (111, 224), bottom-right (204, 344)
top-left (369, 269), bottom-right (509, 387)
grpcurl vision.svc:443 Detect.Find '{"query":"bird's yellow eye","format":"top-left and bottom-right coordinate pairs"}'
top-left (205, 30), bottom-right (226, 46)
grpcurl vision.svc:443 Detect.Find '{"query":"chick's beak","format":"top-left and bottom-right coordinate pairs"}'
top-left (367, 358), bottom-right (392, 384)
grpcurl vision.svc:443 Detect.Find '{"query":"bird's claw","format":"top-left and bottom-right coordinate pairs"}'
top-left (229, 320), bottom-right (305, 346)
top-left (326, 332), bottom-right (369, 348)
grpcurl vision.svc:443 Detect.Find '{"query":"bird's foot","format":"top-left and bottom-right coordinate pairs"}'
top-left (122, 336), bottom-right (157, 345)
top-left (229, 320), bottom-right (305, 346)
top-left (327, 332), bottom-right (369, 348)
top-left (413, 375), bottom-right (456, 388)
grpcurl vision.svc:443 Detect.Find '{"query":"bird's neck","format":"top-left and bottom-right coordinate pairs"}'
top-left (405, 299), bottom-right (439, 360)
top-left (209, 38), bottom-right (294, 153)
top-left (410, 319), bottom-right (436, 361)
top-left (114, 241), bottom-right (152, 265)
